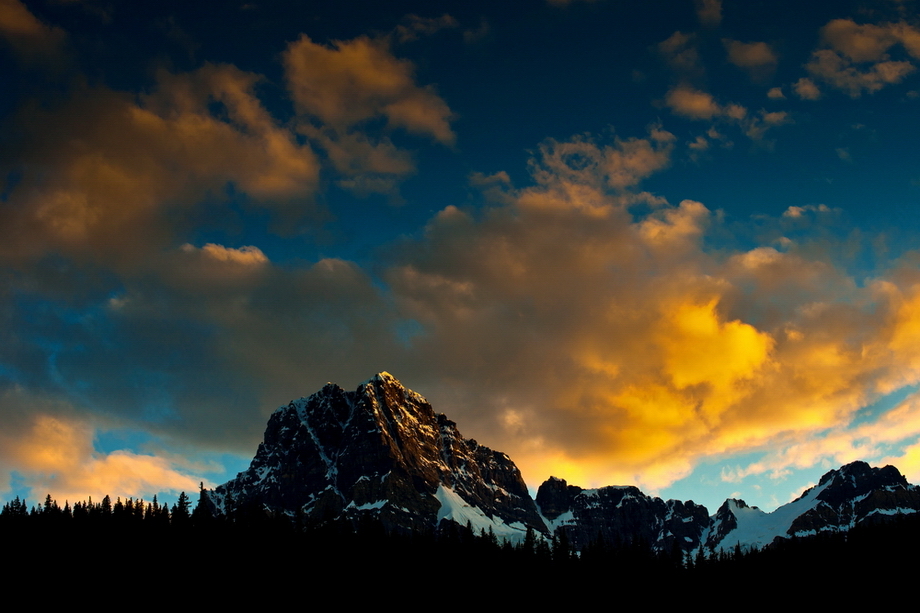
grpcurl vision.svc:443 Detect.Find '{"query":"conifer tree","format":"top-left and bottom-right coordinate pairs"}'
top-left (171, 492), bottom-right (191, 524)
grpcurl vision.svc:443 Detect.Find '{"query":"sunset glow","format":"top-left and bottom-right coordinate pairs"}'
top-left (2, 0), bottom-right (920, 511)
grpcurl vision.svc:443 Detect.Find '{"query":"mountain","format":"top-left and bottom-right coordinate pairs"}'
top-left (704, 460), bottom-right (920, 550)
top-left (539, 461), bottom-right (920, 553)
top-left (203, 372), bottom-right (544, 540)
top-left (536, 477), bottom-right (710, 553)
top-left (206, 373), bottom-right (920, 552)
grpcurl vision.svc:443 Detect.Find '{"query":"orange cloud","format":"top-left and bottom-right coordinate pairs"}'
top-left (658, 31), bottom-right (703, 78)
top-left (0, 0), bottom-right (66, 64)
top-left (806, 19), bottom-right (920, 97)
top-left (282, 33), bottom-right (454, 195)
top-left (378, 135), bottom-right (920, 492)
top-left (183, 243), bottom-right (269, 267)
top-left (0, 409), bottom-right (202, 504)
top-left (0, 64), bottom-right (319, 266)
top-left (724, 39), bottom-right (778, 82)
top-left (794, 77), bottom-right (822, 100)
top-left (393, 14), bottom-right (458, 43)
top-left (695, 0), bottom-right (722, 27)
top-left (664, 86), bottom-right (790, 141)
top-left (529, 127), bottom-right (674, 193)
top-left (283, 34), bottom-right (454, 144)
top-left (665, 87), bottom-right (722, 119)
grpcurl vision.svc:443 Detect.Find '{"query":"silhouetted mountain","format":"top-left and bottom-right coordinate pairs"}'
top-left (205, 373), bottom-right (920, 553)
top-left (203, 372), bottom-right (544, 539)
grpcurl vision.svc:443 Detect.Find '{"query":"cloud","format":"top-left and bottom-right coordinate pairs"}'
top-left (394, 14), bottom-right (458, 43)
top-left (665, 86), bottom-right (722, 119)
top-left (807, 49), bottom-right (914, 97)
top-left (724, 392), bottom-right (920, 485)
top-left (0, 64), bottom-right (320, 267)
top-left (724, 39), bottom-right (778, 82)
top-left (283, 34), bottom-right (455, 144)
top-left (6, 115), bottom-right (920, 498)
top-left (694, 0), bottom-right (722, 27)
top-left (0, 389), bottom-right (202, 502)
top-left (794, 77), bottom-right (822, 100)
top-left (282, 33), bottom-right (455, 196)
top-left (0, 0), bottom-right (66, 64)
top-left (806, 19), bottom-right (920, 97)
top-left (767, 87), bottom-right (785, 99)
top-left (664, 86), bottom-right (790, 140)
top-left (372, 136), bottom-right (920, 491)
top-left (182, 243), bottom-right (269, 267)
top-left (528, 127), bottom-right (674, 192)
top-left (783, 204), bottom-right (832, 218)
top-left (658, 31), bottom-right (703, 79)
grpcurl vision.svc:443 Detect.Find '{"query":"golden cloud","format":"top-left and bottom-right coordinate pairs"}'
top-left (0, 408), bottom-right (201, 504)
top-left (379, 136), bottom-right (920, 492)
top-left (0, 64), bottom-right (319, 266)
top-left (664, 86), bottom-right (790, 141)
top-left (806, 19), bottom-right (920, 97)
top-left (665, 87), bottom-right (722, 119)
top-left (182, 243), bottom-right (269, 267)
top-left (724, 39), bottom-right (778, 82)
top-left (0, 0), bottom-right (66, 63)
top-left (658, 31), bottom-right (704, 79)
top-left (283, 34), bottom-right (455, 144)
top-left (394, 14), bottom-right (458, 43)
top-left (282, 33), bottom-right (455, 195)
top-left (695, 0), bottom-right (722, 27)
top-left (793, 77), bottom-right (822, 100)
top-left (527, 128), bottom-right (674, 196)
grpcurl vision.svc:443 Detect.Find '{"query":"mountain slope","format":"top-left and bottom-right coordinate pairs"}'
top-left (709, 461), bottom-right (920, 550)
top-left (206, 373), bottom-right (920, 552)
top-left (204, 372), bottom-right (544, 539)
top-left (536, 476), bottom-right (710, 553)
top-left (538, 461), bottom-right (920, 553)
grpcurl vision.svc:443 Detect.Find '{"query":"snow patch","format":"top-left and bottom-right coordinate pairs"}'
top-left (714, 479), bottom-right (833, 551)
top-left (435, 484), bottom-right (530, 544)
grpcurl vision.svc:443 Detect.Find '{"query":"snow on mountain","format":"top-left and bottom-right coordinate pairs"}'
top-left (710, 461), bottom-right (920, 552)
top-left (204, 373), bottom-right (920, 552)
top-left (203, 372), bottom-right (545, 535)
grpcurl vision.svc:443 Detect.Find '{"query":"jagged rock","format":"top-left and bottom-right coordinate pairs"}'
top-left (706, 499), bottom-right (748, 550)
top-left (205, 372), bottom-right (544, 539)
top-left (787, 461), bottom-right (920, 536)
top-left (204, 374), bottom-right (920, 552)
top-left (536, 477), bottom-right (710, 553)
top-left (535, 476), bottom-right (583, 520)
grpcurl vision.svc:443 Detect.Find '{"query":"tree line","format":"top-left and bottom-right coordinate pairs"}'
top-left (3, 488), bottom-right (918, 601)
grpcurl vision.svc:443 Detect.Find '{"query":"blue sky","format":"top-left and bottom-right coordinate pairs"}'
top-left (2, 0), bottom-right (920, 512)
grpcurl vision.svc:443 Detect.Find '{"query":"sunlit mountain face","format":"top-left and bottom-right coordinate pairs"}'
top-left (2, 0), bottom-right (920, 513)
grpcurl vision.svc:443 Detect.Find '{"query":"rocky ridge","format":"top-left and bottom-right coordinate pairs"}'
top-left (204, 372), bottom-right (544, 540)
top-left (207, 373), bottom-right (920, 552)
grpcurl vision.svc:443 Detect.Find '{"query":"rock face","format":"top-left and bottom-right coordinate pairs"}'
top-left (205, 372), bottom-right (544, 538)
top-left (207, 373), bottom-right (920, 551)
top-left (787, 461), bottom-right (920, 535)
top-left (536, 477), bottom-right (710, 553)
top-left (699, 461), bottom-right (920, 551)
top-left (534, 463), bottom-right (920, 553)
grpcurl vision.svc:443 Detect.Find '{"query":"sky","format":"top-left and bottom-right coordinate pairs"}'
top-left (2, 0), bottom-right (920, 514)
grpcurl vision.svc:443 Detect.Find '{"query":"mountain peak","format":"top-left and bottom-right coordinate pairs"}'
top-left (365, 371), bottom-right (398, 385)
top-left (206, 374), bottom-right (544, 539)
top-left (207, 375), bottom-right (920, 552)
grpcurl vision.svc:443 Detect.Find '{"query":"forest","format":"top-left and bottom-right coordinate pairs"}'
top-left (4, 489), bottom-right (917, 601)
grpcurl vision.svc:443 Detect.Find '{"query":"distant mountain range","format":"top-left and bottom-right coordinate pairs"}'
top-left (203, 372), bottom-right (920, 552)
